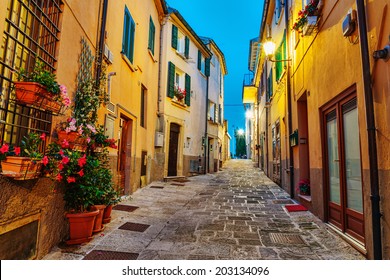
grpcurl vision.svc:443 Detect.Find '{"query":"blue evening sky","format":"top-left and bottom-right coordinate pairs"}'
top-left (166, 0), bottom-right (264, 154)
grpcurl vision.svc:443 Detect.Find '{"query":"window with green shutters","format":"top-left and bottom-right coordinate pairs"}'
top-left (167, 62), bottom-right (175, 98)
top-left (184, 36), bottom-right (190, 58)
top-left (148, 17), bottom-right (155, 55)
top-left (171, 24), bottom-right (178, 50)
top-left (267, 70), bottom-right (273, 102)
top-left (197, 50), bottom-right (202, 70)
top-left (122, 6), bottom-right (136, 63)
top-left (275, 32), bottom-right (286, 81)
top-left (185, 74), bottom-right (191, 106)
top-left (205, 57), bottom-right (211, 77)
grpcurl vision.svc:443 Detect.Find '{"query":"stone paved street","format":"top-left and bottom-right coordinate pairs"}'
top-left (44, 160), bottom-right (365, 260)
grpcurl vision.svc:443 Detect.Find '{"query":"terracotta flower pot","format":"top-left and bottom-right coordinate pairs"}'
top-left (57, 131), bottom-right (86, 151)
top-left (0, 156), bottom-right (42, 180)
top-left (102, 204), bottom-right (113, 224)
top-left (91, 205), bottom-right (106, 233)
top-left (14, 81), bottom-right (47, 106)
top-left (66, 209), bottom-right (99, 245)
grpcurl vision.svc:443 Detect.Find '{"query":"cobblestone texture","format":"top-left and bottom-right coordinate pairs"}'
top-left (44, 160), bottom-right (365, 260)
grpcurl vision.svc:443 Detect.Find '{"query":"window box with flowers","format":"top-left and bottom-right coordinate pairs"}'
top-left (292, 0), bottom-right (323, 36)
top-left (173, 84), bottom-right (187, 105)
top-left (14, 59), bottom-right (70, 114)
top-left (0, 132), bottom-right (46, 180)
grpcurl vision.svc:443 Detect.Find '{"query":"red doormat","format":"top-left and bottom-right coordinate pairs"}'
top-left (285, 204), bottom-right (308, 212)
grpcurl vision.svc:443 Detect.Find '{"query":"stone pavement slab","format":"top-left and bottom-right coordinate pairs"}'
top-left (44, 159), bottom-right (365, 260)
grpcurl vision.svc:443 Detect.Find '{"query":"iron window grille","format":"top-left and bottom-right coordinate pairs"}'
top-left (0, 0), bottom-right (62, 146)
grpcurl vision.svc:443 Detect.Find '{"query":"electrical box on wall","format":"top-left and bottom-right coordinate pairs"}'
top-left (342, 9), bottom-right (357, 37)
top-left (155, 132), bottom-right (164, 147)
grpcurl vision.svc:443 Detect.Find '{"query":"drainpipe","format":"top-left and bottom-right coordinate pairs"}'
top-left (284, 1), bottom-right (294, 198)
top-left (96, 0), bottom-right (108, 87)
top-left (356, 0), bottom-right (382, 260)
top-left (204, 76), bottom-right (209, 174)
top-left (157, 15), bottom-right (169, 117)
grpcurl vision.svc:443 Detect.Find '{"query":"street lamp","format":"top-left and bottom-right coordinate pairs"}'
top-left (263, 38), bottom-right (291, 63)
top-left (237, 128), bottom-right (244, 136)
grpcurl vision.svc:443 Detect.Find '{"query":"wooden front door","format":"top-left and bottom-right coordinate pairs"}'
top-left (119, 117), bottom-right (132, 194)
top-left (323, 93), bottom-right (364, 243)
top-left (168, 123), bottom-right (180, 176)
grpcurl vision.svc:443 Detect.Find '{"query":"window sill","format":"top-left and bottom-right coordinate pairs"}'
top-left (121, 53), bottom-right (137, 72)
top-left (171, 98), bottom-right (189, 110)
top-left (298, 194), bottom-right (312, 203)
top-left (175, 50), bottom-right (188, 61)
top-left (148, 49), bottom-right (157, 63)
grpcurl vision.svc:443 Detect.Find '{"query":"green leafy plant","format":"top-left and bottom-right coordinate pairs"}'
top-left (0, 132), bottom-right (45, 161)
top-left (292, 0), bottom-right (321, 32)
top-left (16, 59), bottom-right (70, 107)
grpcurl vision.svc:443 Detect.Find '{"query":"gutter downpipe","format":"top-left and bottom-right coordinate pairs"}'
top-left (285, 1), bottom-right (294, 198)
top-left (204, 76), bottom-right (209, 174)
top-left (356, 0), bottom-right (382, 260)
top-left (96, 0), bottom-right (108, 87)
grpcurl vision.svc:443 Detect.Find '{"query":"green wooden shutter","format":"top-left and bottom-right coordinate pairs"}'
top-left (184, 36), bottom-right (190, 58)
top-left (275, 32), bottom-right (286, 81)
top-left (148, 17), bottom-right (155, 55)
top-left (167, 62), bottom-right (175, 98)
top-left (205, 57), bottom-right (211, 77)
top-left (122, 8), bottom-right (130, 55)
top-left (185, 74), bottom-right (191, 106)
top-left (267, 70), bottom-right (273, 101)
top-left (129, 17), bottom-right (135, 63)
top-left (171, 24), bottom-right (178, 50)
top-left (197, 50), bottom-right (201, 70)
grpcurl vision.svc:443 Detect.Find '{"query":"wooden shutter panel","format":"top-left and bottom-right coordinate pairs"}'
top-left (205, 57), bottom-right (211, 77)
top-left (185, 74), bottom-right (191, 106)
top-left (122, 9), bottom-right (130, 55)
top-left (184, 36), bottom-right (190, 58)
top-left (171, 24), bottom-right (178, 50)
top-left (149, 17), bottom-right (155, 54)
top-left (167, 62), bottom-right (175, 98)
top-left (197, 50), bottom-right (201, 70)
top-left (129, 17), bottom-right (135, 63)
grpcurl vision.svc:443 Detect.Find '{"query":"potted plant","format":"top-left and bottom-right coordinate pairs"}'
top-left (14, 59), bottom-right (70, 113)
top-left (173, 84), bottom-right (186, 102)
top-left (0, 132), bottom-right (46, 180)
top-left (55, 118), bottom-right (93, 151)
top-left (297, 179), bottom-right (310, 196)
top-left (292, 0), bottom-right (323, 35)
top-left (89, 125), bottom-right (118, 153)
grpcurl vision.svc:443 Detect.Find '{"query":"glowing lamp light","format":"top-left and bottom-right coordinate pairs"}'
top-left (263, 40), bottom-right (276, 57)
top-left (237, 129), bottom-right (244, 136)
top-left (245, 110), bottom-right (254, 119)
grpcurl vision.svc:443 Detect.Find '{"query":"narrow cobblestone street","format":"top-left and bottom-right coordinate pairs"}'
top-left (45, 160), bottom-right (365, 260)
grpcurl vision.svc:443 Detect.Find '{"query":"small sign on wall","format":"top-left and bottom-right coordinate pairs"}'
top-left (289, 129), bottom-right (299, 147)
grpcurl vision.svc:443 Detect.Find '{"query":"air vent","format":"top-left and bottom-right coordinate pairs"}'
top-left (104, 44), bottom-right (114, 64)
top-left (107, 102), bottom-right (115, 113)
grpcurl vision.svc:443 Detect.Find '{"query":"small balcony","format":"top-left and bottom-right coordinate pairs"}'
top-left (242, 73), bottom-right (258, 104)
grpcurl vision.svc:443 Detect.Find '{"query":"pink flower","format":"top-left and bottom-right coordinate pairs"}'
top-left (61, 156), bottom-right (70, 165)
top-left (14, 146), bottom-right (21, 156)
top-left (86, 137), bottom-right (91, 143)
top-left (78, 169), bottom-right (84, 177)
top-left (40, 133), bottom-right (46, 140)
top-left (61, 139), bottom-right (69, 148)
top-left (78, 154), bottom-right (87, 167)
top-left (67, 177), bottom-right (76, 183)
top-left (42, 156), bottom-right (49, 166)
top-left (78, 125), bottom-right (83, 135)
top-left (59, 150), bottom-right (64, 156)
top-left (0, 144), bottom-right (9, 154)
top-left (56, 174), bottom-right (63, 182)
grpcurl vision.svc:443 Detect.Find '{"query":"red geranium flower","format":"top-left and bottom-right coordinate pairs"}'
top-left (14, 146), bottom-right (21, 156)
top-left (78, 169), bottom-right (84, 177)
top-left (56, 173), bottom-right (63, 182)
top-left (40, 133), bottom-right (46, 140)
top-left (42, 156), bottom-right (49, 166)
top-left (67, 176), bottom-right (76, 183)
top-left (62, 156), bottom-right (70, 165)
top-left (78, 154), bottom-right (87, 167)
top-left (0, 144), bottom-right (9, 154)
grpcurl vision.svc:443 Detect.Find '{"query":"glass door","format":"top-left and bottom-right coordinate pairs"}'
top-left (323, 95), bottom-right (364, 243)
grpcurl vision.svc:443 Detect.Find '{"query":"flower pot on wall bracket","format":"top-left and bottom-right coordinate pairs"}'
top-left (303, 16), bottom-right (318, 36)
top-left (0, 156), bottom-right (42, 180)
top-left (14, 81), bottom-right (47, 106)
top-left (57, 131), bottom-right (87, 151)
